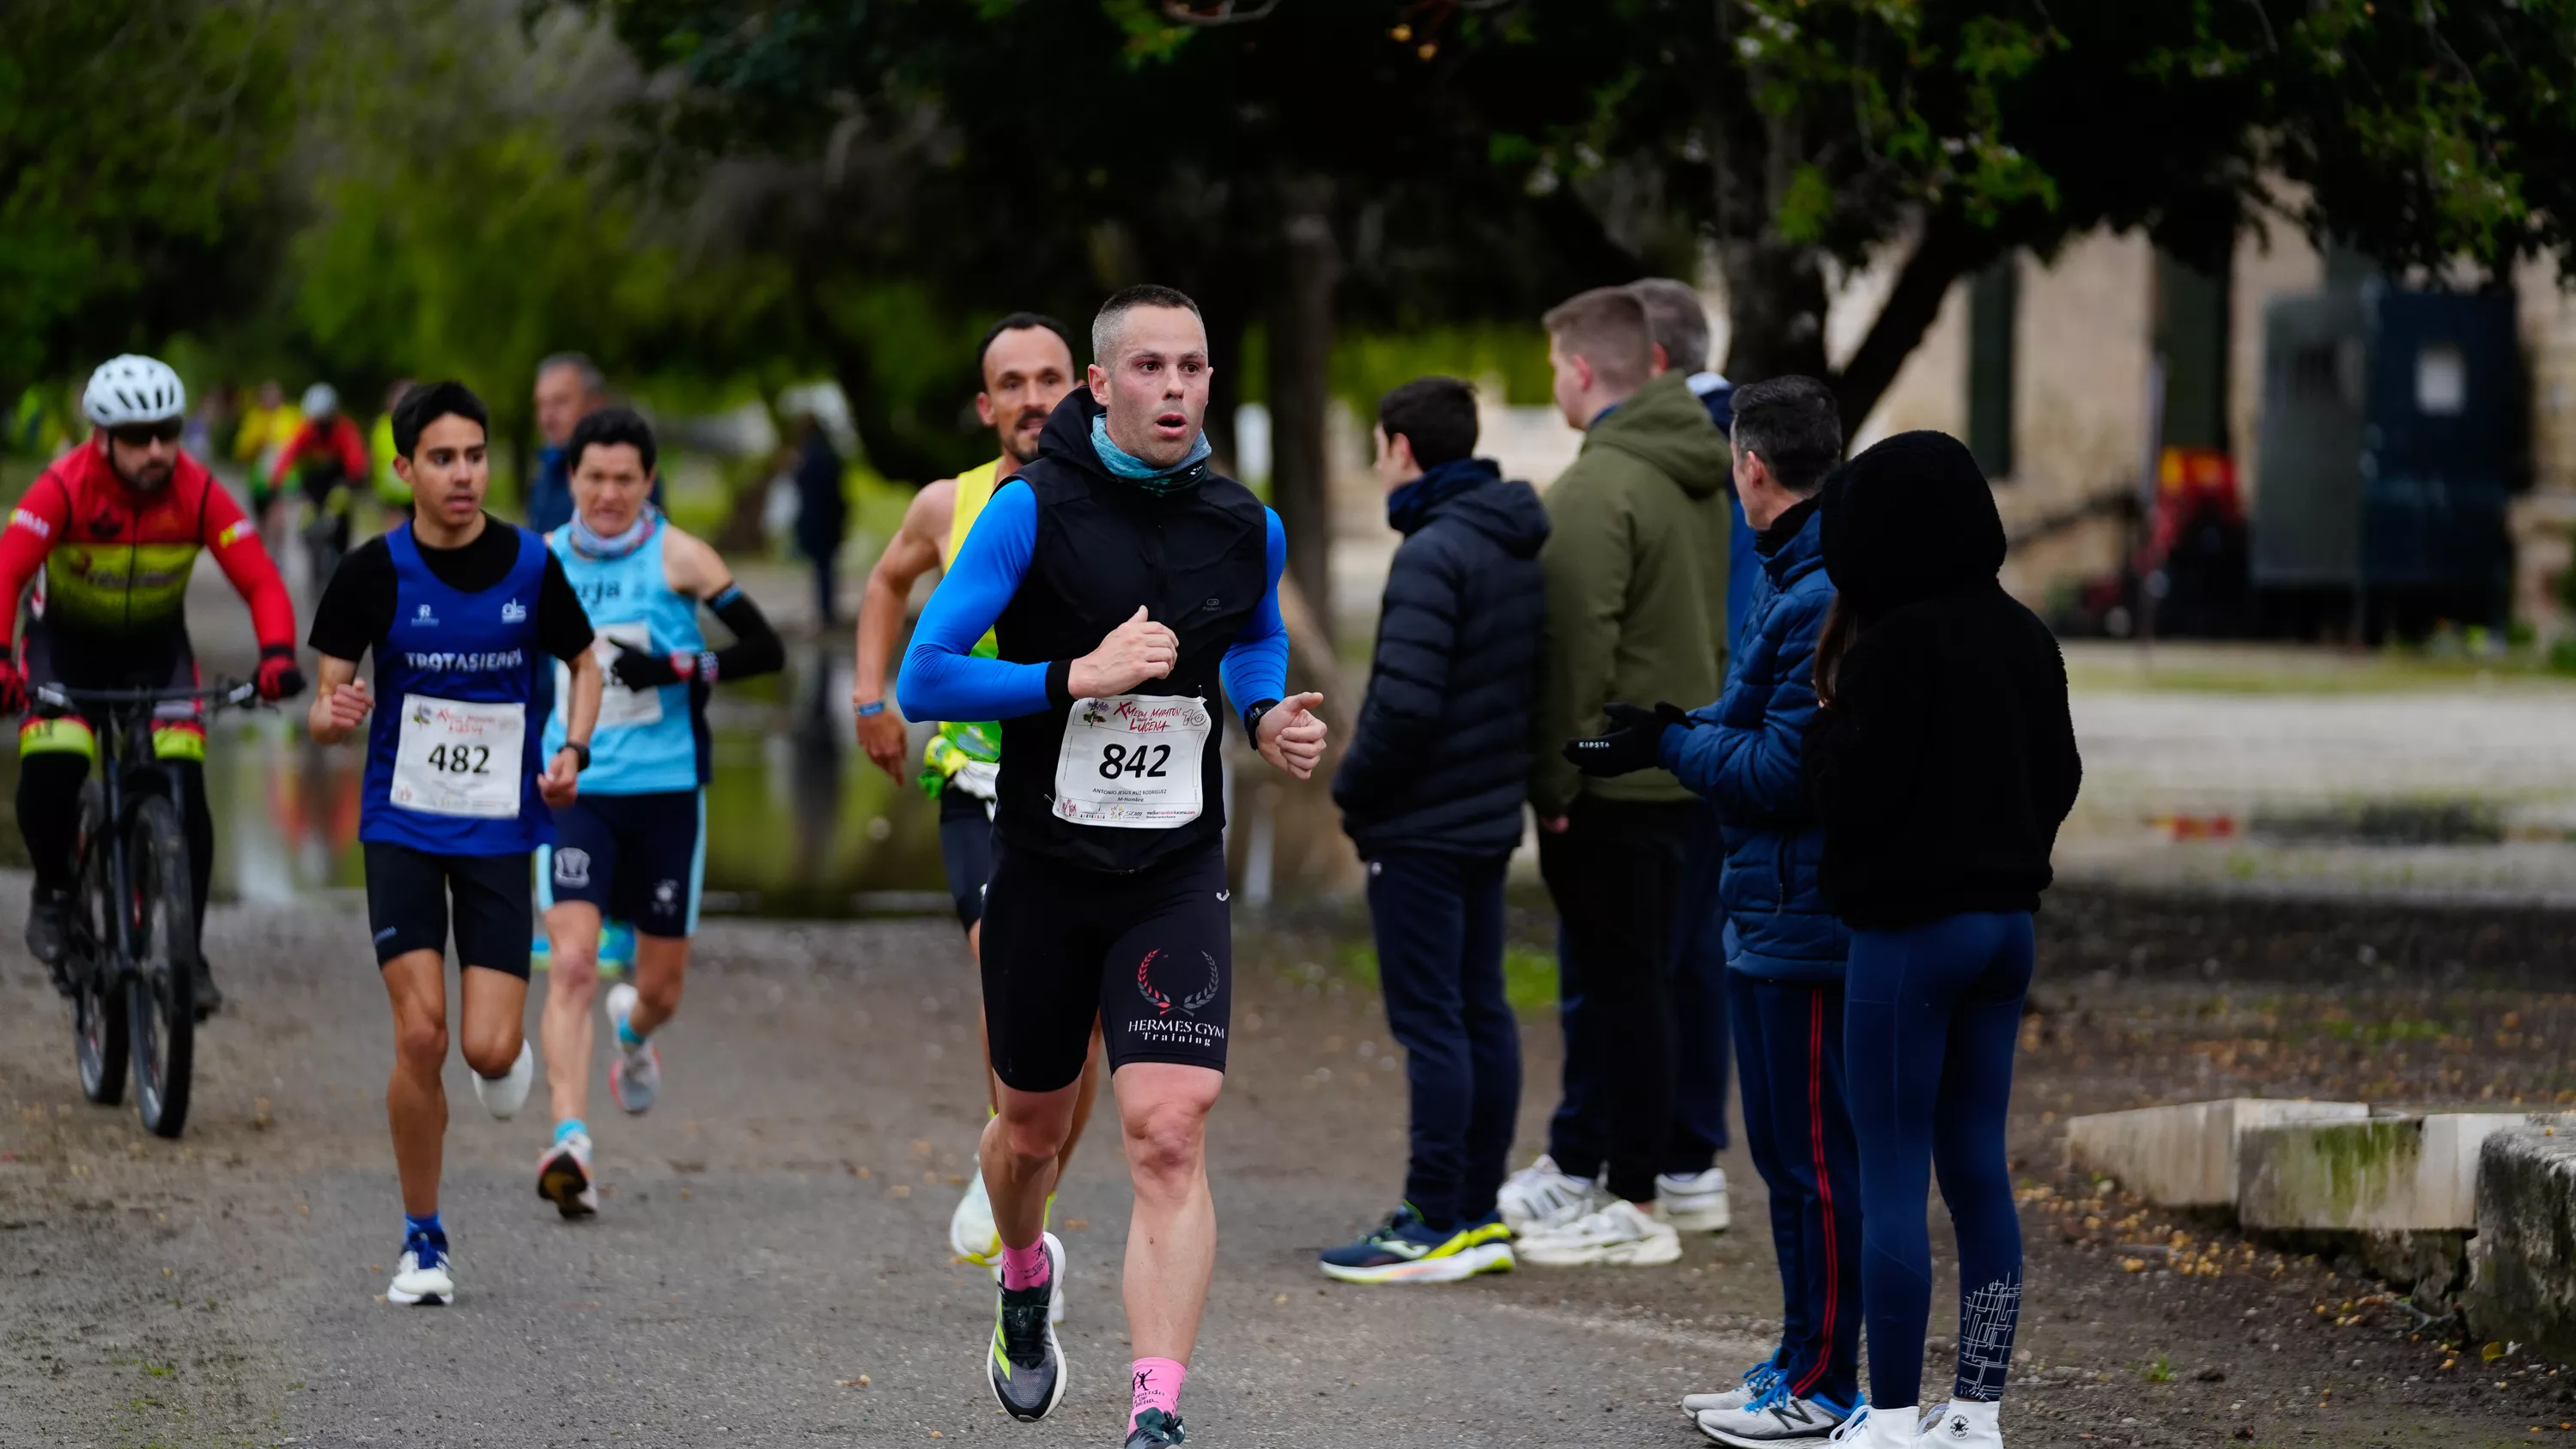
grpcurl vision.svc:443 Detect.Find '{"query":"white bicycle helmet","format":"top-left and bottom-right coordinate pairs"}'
top-left (82, 355), bottom-right (187, 427)
top-left (301, 381), bottom-right (339, 419)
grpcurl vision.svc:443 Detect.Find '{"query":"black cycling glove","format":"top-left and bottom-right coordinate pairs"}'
top-left (1563, 700), bottom-right (1693, 778)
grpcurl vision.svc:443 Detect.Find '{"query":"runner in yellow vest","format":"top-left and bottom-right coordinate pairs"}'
top-left (851, 312), bottom-right (1105, 1282)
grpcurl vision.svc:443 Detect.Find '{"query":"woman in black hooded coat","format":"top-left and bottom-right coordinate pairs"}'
top-left (1803, 430), bottom-right (2081, 1449)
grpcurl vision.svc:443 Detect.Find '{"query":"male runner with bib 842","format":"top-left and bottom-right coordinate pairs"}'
top-left (307, 381), bottom-right (604, 1307)
top-left (899, 286), bottom-right (1326, 1449)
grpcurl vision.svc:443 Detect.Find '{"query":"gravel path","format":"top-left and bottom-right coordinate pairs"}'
top-left (3, 880), bottom-right (2570, 1447)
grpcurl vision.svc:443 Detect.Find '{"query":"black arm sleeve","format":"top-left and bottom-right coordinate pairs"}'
top-left (307, 538), bottom-right (395, 663)
top-left (703, 584), bottom-right (785, 682)
top-left (536, 552), bottom-right (596, 663)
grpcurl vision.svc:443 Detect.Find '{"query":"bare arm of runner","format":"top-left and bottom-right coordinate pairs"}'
top-left (853, 476), bottom-right (958, 779)
top-left (542, 648), bottom-right (602, 808)
top-left (307, 655), bottom-right (371, 745)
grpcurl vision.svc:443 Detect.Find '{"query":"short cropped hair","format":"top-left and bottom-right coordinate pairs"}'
top-left (1728, 374), bottom-right (1844, 494)
top-left (568, 404), bottom-right (658, 476)
top-left (1627, 278), bottom-right (1711, 376)
top-left (538, 351), bottom-right (605, 395)
top-left (1541, 287), bottom-right (1653, 395)
top-left (979, 312), bottom-right (1078, 377)
top-left (391, 380), bottom-right (490, 459)
top-left (1091, 285), bottom-right (1204, 366)
top-left (1376, 377), bottom-right (1479, 470)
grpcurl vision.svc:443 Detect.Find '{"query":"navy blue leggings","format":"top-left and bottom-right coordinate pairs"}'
top-left (1844, 911), bottom-right (2033, 1410)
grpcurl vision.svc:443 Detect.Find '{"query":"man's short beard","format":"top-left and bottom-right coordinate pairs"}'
top-left (112, 458), bottom-right (173, 491)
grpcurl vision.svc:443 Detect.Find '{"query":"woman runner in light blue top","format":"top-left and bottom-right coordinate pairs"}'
top-left (530, 406), bottom-right (784, 1218)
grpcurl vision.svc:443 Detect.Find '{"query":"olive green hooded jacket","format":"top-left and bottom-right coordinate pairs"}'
top-left (1527, 370), bottom-right (1733, 817)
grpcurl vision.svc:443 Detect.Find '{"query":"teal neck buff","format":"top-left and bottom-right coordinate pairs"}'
top-left (1091, 415), bottom-right (1212, 496)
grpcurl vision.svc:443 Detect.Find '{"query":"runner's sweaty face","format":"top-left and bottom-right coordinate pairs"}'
top-left (394, 415), bottom-right (491, 530)
top-left (570, 440), bottom-right (653, 536)
top-left (1087, 306), bottom-right (1212, 471)
top-left (977, 326), bottom-right (1077, 466)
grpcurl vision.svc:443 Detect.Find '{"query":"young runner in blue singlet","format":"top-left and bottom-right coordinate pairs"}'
top-left (307, 381), bottom-right (603, 1307)
top-left (528, 407), bottom-right (783, 1217)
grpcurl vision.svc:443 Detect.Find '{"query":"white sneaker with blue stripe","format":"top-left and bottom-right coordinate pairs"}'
top-left (1697, 1379), bottom-right (1857, 1447)
top-left (1685, 1355), bottom-right (1785, 1420)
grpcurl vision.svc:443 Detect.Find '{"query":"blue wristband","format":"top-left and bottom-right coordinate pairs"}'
top-left (856, 700), bottom-right (887, 718)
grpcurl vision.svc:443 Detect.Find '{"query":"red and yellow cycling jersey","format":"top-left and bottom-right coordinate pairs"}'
top-left (0, 439), bottom-right (295, 649)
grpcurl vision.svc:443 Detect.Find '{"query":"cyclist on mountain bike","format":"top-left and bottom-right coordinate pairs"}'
top-left (258, 383), bottom-right (368, 571)
top-left (0, 355), bottom-right (307, 1017)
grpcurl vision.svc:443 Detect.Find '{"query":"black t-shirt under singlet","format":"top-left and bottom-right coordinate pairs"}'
top-left (307, 517), bottom-right (593, 664)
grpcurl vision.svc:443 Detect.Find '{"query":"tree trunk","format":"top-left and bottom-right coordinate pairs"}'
top-left (1716, 236), bottom-right (1832, 390)
top-left (1829, 210), bottom-right (1998, 431)
top-left (1267, 178), bottom-right (1339, 644)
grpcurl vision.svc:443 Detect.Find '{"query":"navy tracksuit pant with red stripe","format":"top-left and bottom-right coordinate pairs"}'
top-left (1728, 969), bottom-right (1863, 1408)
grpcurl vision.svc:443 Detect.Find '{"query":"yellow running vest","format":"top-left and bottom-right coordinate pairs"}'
top-left (921, 461), bottom-right (1005, 796)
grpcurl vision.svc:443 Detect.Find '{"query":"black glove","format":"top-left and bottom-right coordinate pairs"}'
top-left (1562, 700), bottom-right (1693, 779)
top-left (608, 640), bottom-right (686, 691)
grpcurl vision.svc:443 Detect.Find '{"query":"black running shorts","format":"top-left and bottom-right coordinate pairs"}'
top-left (978, 839), bottom-right (1232, 1093)
top-left (540, 789), bottom-right (705, 938)
top-left (363, 841), bottom-right (535, 978)
top-left (937, 786), bottom-right (996, 932)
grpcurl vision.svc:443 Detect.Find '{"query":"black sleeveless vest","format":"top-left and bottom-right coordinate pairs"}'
top-left (991, 401), bottom-right (1268, 874)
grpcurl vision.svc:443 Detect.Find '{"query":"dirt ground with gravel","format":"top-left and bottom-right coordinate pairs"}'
top-left (2, 876), bottom-right (2572, 1447)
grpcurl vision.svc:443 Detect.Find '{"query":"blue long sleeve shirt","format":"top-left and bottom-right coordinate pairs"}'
top-left (896, 480), bottom-right (1291, 724)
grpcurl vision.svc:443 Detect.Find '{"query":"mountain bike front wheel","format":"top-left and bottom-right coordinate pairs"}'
top-left (126, 795), bottom-right (197, 1139)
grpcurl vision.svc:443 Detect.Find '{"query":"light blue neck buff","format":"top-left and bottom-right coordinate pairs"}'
top-left (570, 505), bottom-right (659, 560)
top-left (1091, 415), bottom-right (1212, 496)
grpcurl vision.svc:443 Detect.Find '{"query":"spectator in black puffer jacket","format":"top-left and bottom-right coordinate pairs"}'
top-left (1320, 377), bottom-right (1548, 1281)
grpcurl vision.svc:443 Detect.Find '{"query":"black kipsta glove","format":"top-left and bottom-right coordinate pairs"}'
top-left (1562, 700), bottom-right (1693, 779)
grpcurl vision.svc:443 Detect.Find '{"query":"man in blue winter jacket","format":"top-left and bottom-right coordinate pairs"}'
top-left (1321, 377), bottom-right (1550, 1284)
top-left (1565, 373), bottom-right (1863, 1446)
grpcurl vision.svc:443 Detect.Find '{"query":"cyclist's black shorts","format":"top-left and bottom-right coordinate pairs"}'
top-left (363, 841), bottom-right (533, 978)
top-left (977, 838), bottom-right (1231, 1093)
top-left (937, 786), bottom-right (995, 932)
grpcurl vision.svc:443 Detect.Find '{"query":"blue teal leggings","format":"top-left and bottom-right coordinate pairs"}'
top-left (1844, 911), bottom-right (2033, 1410)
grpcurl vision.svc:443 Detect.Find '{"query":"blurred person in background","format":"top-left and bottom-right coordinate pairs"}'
top-left (370, 377), bottom-right (416, 530)
top-left (1316, 377), bottom-right (1547, 1285)
top-left (1567, 374), bottom-right (1861, 1445)
top-left (1805, 431), bottom-right (2081, 1449)
top-left (258, 383), bottom-right (370, 573)
top-left (1625, 276), bottom-right (1745, 1239)
top-left (850, 312), bottom-right (1103, 1271)
top-left (232, 378), bottom-right (301, 484)
top-left (789, 412), bottom-right (849, 627)
top-left (1504, 285), bottom-right (1730, 1270)
top-left (529, 353), bottom-right (607, 537)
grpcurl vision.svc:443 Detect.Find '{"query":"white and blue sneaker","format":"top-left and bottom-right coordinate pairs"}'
top-left (605, 983), bottom-right (660, 1114)
top-left (386, 1232), bottom-right (454, 1306)
top-left (1697, 1379), bottom-right (1857, 1447)
top-left (1685, 1355), bottom-right (1785, 1420)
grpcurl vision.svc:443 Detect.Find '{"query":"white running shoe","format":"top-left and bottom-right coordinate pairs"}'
top-left (1496, 1154), bottom-right (1597, 1234)
top-left (605, 983), bottom-right (660, 1114)
top-left (538, 1131), bottom-right (598, 1218)
top-left (1922, 1399), bottom-right (2000, 1447)
top-left (386, 1239), bottom-right (454, 1306)
top-left (1813, 1404), bottom-right (1921, 1447)
top-left (1698, 1383), bottom-right (1858, 1446)
top-left (1656, 1167), bottom-right (1733, 1232)
top-left (1516, 1197), bottom-right (1683, 1266)
top-left (951, 1169), bottom-right (1000, 1264)
top-left (1685, 1358), bottom-right (1784, 1419)
top-left (471, 1040), bottom-right (534, 1120)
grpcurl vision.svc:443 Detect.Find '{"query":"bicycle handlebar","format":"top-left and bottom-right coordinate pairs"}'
top-left (33, 680), bottom-right (261, 711)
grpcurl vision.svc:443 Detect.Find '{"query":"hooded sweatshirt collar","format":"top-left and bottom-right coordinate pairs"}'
top-left (1386, 456), bottom-right (1500, 535)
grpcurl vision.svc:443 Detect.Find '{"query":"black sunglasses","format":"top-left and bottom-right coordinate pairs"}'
top-left (110, 419), bottom-right (185, 446)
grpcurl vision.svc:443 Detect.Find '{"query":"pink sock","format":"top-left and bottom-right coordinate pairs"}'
top-left (1129, 1357), bottom-right (1187, 1432)
top-left (999, 1239), bottom-right (1049, 1291)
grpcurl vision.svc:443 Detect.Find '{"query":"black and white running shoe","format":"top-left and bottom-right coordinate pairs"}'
top-left (985, 1231), bottom-right (1067, 1421)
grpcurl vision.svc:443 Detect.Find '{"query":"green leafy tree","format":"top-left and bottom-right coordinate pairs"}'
top-left (0, 0), bottom-right (298, 403)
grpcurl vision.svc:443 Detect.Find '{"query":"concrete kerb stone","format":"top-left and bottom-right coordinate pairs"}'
top-left (2065, 1098), bottom-right (2369, 1207)
top-left (2467, 1124), bottom-right (2576, 1365)
top-left (2239, 1113), bottom-right (2534, 1234)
